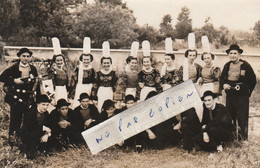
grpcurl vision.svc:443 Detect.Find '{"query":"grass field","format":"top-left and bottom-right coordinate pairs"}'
top-left (0, 62), bottom-right (260, 168)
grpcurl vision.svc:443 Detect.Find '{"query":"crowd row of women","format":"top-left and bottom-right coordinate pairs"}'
top-left (48, 47), bottom-right (220, 112)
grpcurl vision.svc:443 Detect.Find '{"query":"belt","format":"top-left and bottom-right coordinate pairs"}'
top-left (226, 81), bottom-right (244, 91)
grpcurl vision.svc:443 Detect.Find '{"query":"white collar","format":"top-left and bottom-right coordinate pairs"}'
top-left (37, 107), bottom-right (46, 114)
top-left (80, 105), bottom-right (89, 109)
top-left (101, 67), bottom-right (112, 74)
top-left (19, 62), bottom-right (29, 68)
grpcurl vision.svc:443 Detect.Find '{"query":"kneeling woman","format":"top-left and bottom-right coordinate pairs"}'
top-left (92, 57), bottom-right (118, 112)
top-left (136, 56), bottom-right (162, 101)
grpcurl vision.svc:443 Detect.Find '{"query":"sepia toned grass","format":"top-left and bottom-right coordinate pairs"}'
top-left (0, 61), bottom-right (259, 168)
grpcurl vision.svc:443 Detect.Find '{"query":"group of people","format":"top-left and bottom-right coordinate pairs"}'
top-left (0, 40), bottom-right (256, 159)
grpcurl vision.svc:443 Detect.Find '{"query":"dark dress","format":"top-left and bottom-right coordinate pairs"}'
top-left (161, 69), bottom-right (183, 87)
top-left (136, 69), bottom-right (163, 101)
top-left (91, 70), bottom-right (118, 111)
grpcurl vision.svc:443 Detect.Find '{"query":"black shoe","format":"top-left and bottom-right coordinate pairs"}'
top-left (135, 145), bottom-right (142, 153)
top-left (26, 151), bottom-right (36, 160)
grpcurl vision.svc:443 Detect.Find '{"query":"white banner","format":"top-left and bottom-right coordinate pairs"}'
top-left (82, 80), bottom-right (201, 154)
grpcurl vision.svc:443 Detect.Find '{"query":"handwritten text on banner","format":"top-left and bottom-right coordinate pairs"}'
top-left (82, 80), bottom-right (201, 154)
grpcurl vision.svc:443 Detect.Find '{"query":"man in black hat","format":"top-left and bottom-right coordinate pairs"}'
top-left (20, 94), bottom-right (52, 159)
top-left (192, 91), bottom-right (233, 152)
top-left (74, 93), bottom-right (99, 143)
top-left (220, 44), bottom-right (256, 140)
top-left (49, 99), bottom-right (79, 147)
top-left (0, 48), bottom-right (39, 143)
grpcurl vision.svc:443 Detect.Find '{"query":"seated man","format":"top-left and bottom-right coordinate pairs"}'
top-left (49, 99), bottom-right (79, 148)
top-left (193, 91), bottom-right (233, 152)
top-left (74, 93), bottom-right (99, 138)
top-left (97, 99), bottom-right (122, 123)
top-left (20, 94), bottom-right (52, 159)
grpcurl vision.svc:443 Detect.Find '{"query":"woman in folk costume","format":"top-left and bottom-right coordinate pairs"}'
top-left (179, 33), bottom-right (203, 121)
top-left (50, 37), bottom-right (69, 104)
top-left (117, 41), bottom-right (139, 98)
top-left (179, 33), bottom-right (202, 84)
top-left (161, 38), bottom-right (183, 91)
top-left (72, 37), bottom-right (96, 108)
top-left (91, 41), bottom-right (118, 112)
top-left (136, 41), bottom-right (163, 101)
top-left (197, 36), bottom-right (221, 96)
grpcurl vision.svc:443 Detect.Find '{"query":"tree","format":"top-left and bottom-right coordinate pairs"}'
top-left (73, 2), bottom-right (138, 48)
top-left (218, 26), bottom-right (234, 46)
top-left (253, 20), bottom-right (260, 43)
top-left (199, 17), bottom-right (219, 42)
top-left (99, 0), bottom-right (122, 5)
top-left (0, 0), bottom-right (20, 40)
top-left (159, 14), bottom-right (176, 39)
top-left (175, 6), bottom-right (192, 39)
top-left (137, 24), bottom-right (163, 46)
top-left (19, 0), bottom-right (49, 28)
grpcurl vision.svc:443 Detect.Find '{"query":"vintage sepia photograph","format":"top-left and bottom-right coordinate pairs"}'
top-left (0, 0), bottom-right (260, 167)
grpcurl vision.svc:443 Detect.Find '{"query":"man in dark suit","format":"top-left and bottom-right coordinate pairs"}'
top-left (220, 44), bottom-right (256, 140)
top-left (193, 91), bottom-right (233, 152)
top-left (74, 93), bottom-right (99, 143)
top-left (20, 94), bottom-right (52, 159)
top-left (0, 48), bottom-right (39, 143)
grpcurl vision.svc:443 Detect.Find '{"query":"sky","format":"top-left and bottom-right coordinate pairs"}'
top-left (122, 0), bottom-right (260, 31)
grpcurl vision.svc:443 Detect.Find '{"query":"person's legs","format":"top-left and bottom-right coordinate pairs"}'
top-left (181, 123), bottom-right (199, 151)
top-left (236, 95), bottom-right (249, 140)
top-left (193, 132), bottom-right (212, 151)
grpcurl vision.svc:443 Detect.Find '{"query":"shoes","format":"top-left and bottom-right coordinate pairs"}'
top-left (26, 151), bottom-right (36, 160)
top-left (217, 145), bottom-right (223, 152)
top-left (135, 145), bottom-right (142, 153)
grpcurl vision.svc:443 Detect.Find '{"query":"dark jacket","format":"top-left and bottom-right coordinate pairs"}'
top-left (21, 107), bottom-right (51, 141)
top-left (202, 103), bottom-right (233, 132)
top-left (220, 59), bottom-right (256, 96)
top-left (49, 108), bottom-right (77, 137)
top-left (97, 108), bottom-right (123, 124)
top-left (0, 62), bottom-right (39, 104)
top-left (74, 104), bottom-right (99, 132)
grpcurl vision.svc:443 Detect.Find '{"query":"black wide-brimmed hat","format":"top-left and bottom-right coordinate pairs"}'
top-left (78, 93), bottom-right (90, 101)
top-left (37, 94), bottom-right (51, 103)
top-left (201, 91), bottom-right (219, 101)
top-left (56, 99), bottom-right (70, 108)
top-left (225, 44), bottom-right (243, 54)
top-left (17, 48), bottom-right (33, 57)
